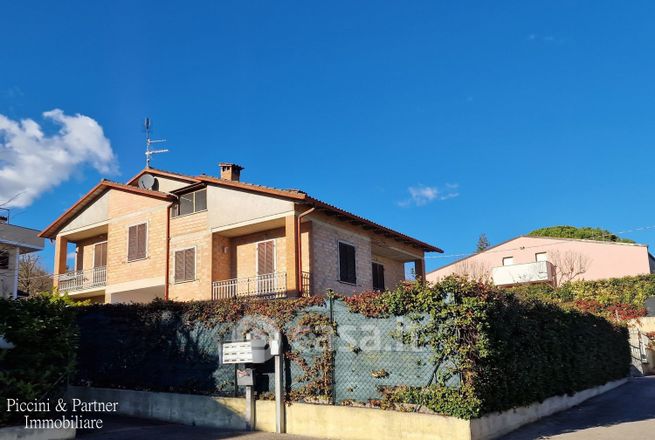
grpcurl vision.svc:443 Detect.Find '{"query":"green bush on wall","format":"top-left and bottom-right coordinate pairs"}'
top-left (345, 276), bottom-right (630, 418)
top-left (0, 294), bottom-right (79, 426)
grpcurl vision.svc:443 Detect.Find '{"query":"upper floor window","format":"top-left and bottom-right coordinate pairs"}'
top-left (0, 250), bottom-right (9, 269)
top-left (174, 248), bottom-right (196, 283)
top-left (372, 262), bottom-right (385, 291)
top-left (128, 223), bottom-right (147, 261)
top-left (339, 242), bottom-right (356, 284)
top-left (535, 252), bottom-right (548, 262)
top-left (502, 256), bottom-right (514, 266)
top-left (172, 189), bottom-right (207, 217)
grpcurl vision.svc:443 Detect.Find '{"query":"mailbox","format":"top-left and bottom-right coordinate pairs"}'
top-left (237, 368), bottom-right (255, 386)
top-left (222, 339), bottom-right (271, 364)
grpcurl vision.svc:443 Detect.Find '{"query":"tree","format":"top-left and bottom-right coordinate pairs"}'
top-left (18, 254), bottom-right (53, 296)
top-left (550, 250), bottom-right (591, 284)
top-left (476, 233), bottom-right (490, 252)
top-left (527, 225), bottom-right (633, 243)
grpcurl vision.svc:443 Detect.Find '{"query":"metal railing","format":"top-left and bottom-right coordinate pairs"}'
top-left (212, 271), bottom-right (312, 300)
top-left (57, 266), bottom-right (107, 293)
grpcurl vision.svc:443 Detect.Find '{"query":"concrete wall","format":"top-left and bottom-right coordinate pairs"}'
top-left (61, 192), bottom-right (109, 233)
top-left (206, 186), bottom-right (295, 231)
top-left (428, 236), bottom-right (653, 286)
top-left (628, 316), bottom-right (655, 375)
top-left (68, 379), bottom-right (627, 440)
top-left (0, 426), bottom-right (75, 440)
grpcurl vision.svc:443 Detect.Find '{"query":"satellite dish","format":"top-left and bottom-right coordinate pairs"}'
top-left (138, 173), bottom-right (155, 190)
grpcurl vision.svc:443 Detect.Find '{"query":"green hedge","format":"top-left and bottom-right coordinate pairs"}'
top-left (0, 295), bottom-right (78, 426)
top-left (346, 277), bottom-right (630, 418)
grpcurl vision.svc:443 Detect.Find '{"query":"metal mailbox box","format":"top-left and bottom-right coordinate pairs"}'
top-left (222, 339), bottom-right (271, 364)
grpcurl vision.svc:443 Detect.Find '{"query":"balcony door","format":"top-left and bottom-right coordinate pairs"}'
top-left (256, 240), bottom-right (276, 293)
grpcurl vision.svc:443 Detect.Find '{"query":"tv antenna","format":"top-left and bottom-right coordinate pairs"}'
top-left (144, 117), bottom-right (170, 167)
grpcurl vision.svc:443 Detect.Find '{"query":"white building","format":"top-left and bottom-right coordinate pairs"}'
top-left (0, 213), bottom-right (44, 299)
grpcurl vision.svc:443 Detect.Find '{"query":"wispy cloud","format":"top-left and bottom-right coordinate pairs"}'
top-left (0, 109), bottom-right (118, 208)
top-left (527, 34), bottom-right (565, 45)
top-left (398, 183), bottom-right (460, 207)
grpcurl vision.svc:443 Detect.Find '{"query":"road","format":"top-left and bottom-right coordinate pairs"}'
top-left (501, 376), bottom-right (655, 440)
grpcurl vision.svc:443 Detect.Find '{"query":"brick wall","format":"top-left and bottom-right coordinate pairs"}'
top-left (168, 211), bottom-right (212, 301)
top-left (105, 190), bottom-right (169, 288)
top-left (75, 234), bottom-right (108, 271)
top-left (372, 254), bottom-right (406, 291)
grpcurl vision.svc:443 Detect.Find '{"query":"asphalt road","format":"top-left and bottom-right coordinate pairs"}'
top-left (501, 376), bottom-right (655, 440)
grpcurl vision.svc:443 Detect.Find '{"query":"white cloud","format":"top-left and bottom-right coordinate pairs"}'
top-left (399, 183), bottom-right (460, 207)
top-left (0, 109), bottom-right (118, 208)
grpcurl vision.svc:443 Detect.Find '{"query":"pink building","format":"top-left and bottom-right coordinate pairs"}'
top-left (426, 236), bottom-right (655, 287)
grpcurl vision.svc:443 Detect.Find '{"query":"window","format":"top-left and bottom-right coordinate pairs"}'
top-left (0, 250), bottom-right (9, 269)
top-left (372, 262), bottom-right (385, 291)
top-left (174, 248), bottom-right (196, 283)
top-left (339, 242), bottom-right (356, 284)
top-left (502, 256), bottom-right (514, 266)
top-left (172, 189), bottom-right (207, 217)
top-left (128, 223), bottom-right (147, 261)
top-left (535, 252), bottom-right (548, 262)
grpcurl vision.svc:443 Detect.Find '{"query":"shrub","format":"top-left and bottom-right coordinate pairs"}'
top-left (0, 295), bottom-right (78, 426)
top-left (348, 276), bottom-right (630, 418)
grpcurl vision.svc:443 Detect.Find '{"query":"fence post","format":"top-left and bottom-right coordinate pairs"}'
top-left (327, 292), bottom-right (336, 404)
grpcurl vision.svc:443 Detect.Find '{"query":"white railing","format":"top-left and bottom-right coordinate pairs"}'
top-left (57, 266), bottom-right (107, 293)
top-left (492, 261), bottom-right (555, 286)
top-left (212, 271), bottom-right (312, 300)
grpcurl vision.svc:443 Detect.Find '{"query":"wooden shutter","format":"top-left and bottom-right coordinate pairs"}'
top-left (257, 240), bottom-right (275, 275)
top-left (184, 248), bottom-right (195, 281)
top-left (94, 242), bottom-right (107, 268)
top-left (175, 248), bottom-right (195, 282)
top-left (174, 250), bottom-right (185, 282)
top-left (128, 223), bottom-right (147, 261)
top-left (339, 242), bottom-right (356, 283)
top-left (372, 262), bottom-right (385, 291)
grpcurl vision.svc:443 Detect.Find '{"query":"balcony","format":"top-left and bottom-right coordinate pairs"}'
top-left (211, 271), bottom-right (311, 300)
top-left (57, 266), bottom-right (107, 293)
top-left (492, 261), bottom-right (555, 286)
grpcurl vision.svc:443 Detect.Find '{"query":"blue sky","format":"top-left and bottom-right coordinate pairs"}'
top-left (2, 1), bottom-right (655, 272)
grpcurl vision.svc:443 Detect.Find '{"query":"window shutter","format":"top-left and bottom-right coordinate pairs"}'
top-left (128, 226), bottom-right (138, 261)
top-left (185, 248), bottom-right (195, 281)
top-left (372, 262), bottom-right (385, 291)
top-left (339, 242), bottom-right (356, 284)
top-left (257, 240), bottom-right (275, 275)
top-left (137, 223), bottom-right (147, 259)
top-left (94, 242), bottom-right (107, 268)
top-left (175, 250), bottom-right (185, 282)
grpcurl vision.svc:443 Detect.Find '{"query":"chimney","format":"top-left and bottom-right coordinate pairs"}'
top-left (219, 163), bottom-right (244, 182)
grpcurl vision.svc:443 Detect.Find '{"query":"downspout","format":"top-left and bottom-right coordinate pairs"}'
top-left (164, 197), bottom-right (177, 301)
top-left (296, 206), bottom-right (315, 296)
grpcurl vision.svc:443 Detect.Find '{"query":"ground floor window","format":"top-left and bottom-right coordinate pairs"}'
top-left (372, 262), bottom-right (385, 291)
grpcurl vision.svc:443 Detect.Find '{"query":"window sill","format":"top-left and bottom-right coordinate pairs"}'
top-left (174, 279), bottom-right (197, 285)
top-left (171, 209), bottom-right (208, 220)
top-left (127, 256), bottom-right (149, 263)
top-left (337, 280), bottom-right (357, 286)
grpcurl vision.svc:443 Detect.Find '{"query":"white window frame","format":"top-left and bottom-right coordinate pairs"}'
top-left (337, 240), bottom-right (357, 285)
top-left (502, 256), bottom-right (514, 266)
top-left (535, 252), bottom-right (548, 262)
top-left (126, 221), bottom-right (149, 262)
top-left (174, 246), bottom-right (197, 284)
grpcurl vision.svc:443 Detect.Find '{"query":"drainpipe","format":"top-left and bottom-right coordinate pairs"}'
top-left (164, 198), bottom-right (177, 301)
top-left (296, 206), bottom-right (315, 296)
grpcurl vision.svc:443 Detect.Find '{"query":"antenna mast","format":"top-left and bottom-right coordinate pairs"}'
top-left (144, 117), bottom-right (170, 167)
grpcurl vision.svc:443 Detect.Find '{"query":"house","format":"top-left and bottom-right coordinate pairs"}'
top-left (0, 212), bottom-right (45, 299)
top-left (426, 235), bottom-right (654, 287)
top-left (39, 164), bottom-right (441, 303)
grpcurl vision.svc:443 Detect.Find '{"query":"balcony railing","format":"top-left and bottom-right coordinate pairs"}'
top-left (492, 261), bottom-right (555, 286)
top-left (212, 271), bottom-right (311, 300)
top-left (57, 266), bottom-right (107, 293)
